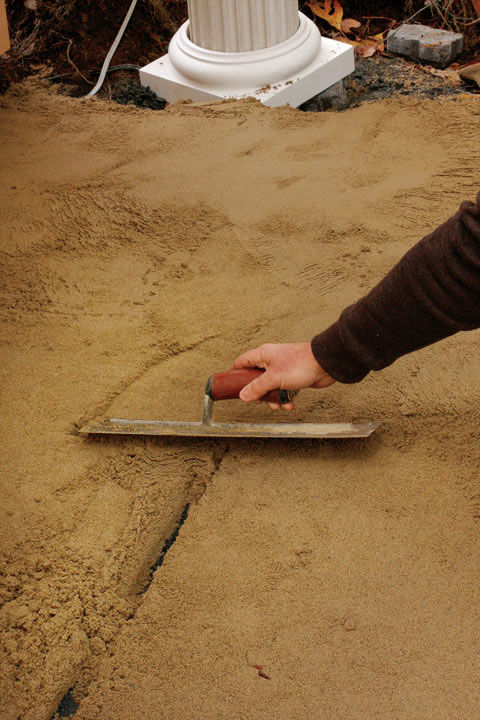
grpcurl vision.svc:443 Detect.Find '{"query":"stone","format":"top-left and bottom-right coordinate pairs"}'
top-left (459, 62), bottom-right (480, 89)
top-left (387, 23), bottom-right (463, 69)
top-left (300, 79), bottom-right (347, 112)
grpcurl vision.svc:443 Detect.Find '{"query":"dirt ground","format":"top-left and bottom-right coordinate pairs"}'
top-left (1, 81), bottom-right (480, 720)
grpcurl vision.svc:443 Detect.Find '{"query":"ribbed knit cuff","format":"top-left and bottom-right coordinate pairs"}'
top-left (311, 321), bottom-right (371, 384)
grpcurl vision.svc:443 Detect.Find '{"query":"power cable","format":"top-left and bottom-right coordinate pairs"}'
top-left (85, 0), bottom-right (138, 98)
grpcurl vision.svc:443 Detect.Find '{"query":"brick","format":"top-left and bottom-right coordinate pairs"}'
top-left (387, 23), bottom-right (463, 69)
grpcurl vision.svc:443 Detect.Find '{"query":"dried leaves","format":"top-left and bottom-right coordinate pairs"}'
top-left (341, 18), bottom-right (361, 34)
top-left (343, 33), bottom-right (385, 58)
top-left (472, 0), bottom-right (480, 17)
top-left (421, 65), bottom-right (462, 84)
top-left (308, 1), bottom-right (343, 31)
top-left (307, 0), bottom-right (386, 57)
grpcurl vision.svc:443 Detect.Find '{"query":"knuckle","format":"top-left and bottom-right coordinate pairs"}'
top-left (267, 369), bottom-right (280, 384)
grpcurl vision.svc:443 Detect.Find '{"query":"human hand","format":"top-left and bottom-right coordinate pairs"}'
top-left (232, 342), bottom-right (336, 410)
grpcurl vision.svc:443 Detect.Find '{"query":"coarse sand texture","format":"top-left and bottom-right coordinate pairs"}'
top-left (1, 81), bottom-right (480, 720)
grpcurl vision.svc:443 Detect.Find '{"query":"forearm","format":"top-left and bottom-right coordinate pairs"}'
top-left (312, 193), bottom-right (480, 383)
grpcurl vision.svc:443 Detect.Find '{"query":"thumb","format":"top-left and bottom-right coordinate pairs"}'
top-left (239, 372), bottom-right (277, 402)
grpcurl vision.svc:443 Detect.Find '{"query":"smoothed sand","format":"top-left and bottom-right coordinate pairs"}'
top-left (1, 81), bottom-right (480, 719)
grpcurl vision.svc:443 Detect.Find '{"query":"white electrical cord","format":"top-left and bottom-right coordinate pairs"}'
top-left (85, 0), bottom-right (139, 98)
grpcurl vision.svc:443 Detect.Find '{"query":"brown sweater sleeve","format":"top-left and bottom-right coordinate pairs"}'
top-left (311, 192), bottom-right (480, 383)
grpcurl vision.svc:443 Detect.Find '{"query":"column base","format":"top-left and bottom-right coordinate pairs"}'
top-left (139, 14), bottom-right (354, 109)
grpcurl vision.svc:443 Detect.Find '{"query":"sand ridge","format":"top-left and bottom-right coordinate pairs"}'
top-left (1, 80), bottom-right (480, 719)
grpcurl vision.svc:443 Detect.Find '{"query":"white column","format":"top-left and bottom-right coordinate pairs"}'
top-left (187, 0), bottom-right (299, 52)
top-left (140, 0), bottom-right (355, 108)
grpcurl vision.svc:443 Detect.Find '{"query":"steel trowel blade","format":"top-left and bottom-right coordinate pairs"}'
top-left (79, 418), bottom-right (380, 440)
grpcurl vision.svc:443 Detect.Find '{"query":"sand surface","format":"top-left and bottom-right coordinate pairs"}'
top-left (1, 82), bottom-right (480, 720)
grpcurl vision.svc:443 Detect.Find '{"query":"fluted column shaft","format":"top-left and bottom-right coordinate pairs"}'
top-left (187, 0), bottom-right (299, 52)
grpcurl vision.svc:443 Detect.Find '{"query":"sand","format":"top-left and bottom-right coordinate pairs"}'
top-left (1, 81), bottom-right (480, 720)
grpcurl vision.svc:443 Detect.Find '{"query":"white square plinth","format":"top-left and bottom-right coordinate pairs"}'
top-left (140, 37), bottom-right (354, 108)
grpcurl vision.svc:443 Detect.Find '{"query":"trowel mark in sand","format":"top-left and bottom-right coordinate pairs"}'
top-left (34, 443), bottom-right (223, 718)
top-left (76, 332), bottom-right (219, 431)
top-left (274, 175), bottom-right (304, 188)
top-left (52, 689), bottom-right (79, 719)
top-left (140, 503), bottom-right (190, 594)
top-left (249, 226), bottom-right (347, 296)
top-left (296, 264), bottom-right (346, 294)
top-left (60, 441), bottom-right (230, 717)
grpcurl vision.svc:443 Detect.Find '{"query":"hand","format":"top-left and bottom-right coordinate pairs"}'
top-left (232, 342), bottom-right (336, 410)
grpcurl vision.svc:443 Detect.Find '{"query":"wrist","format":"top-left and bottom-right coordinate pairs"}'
top-left (311, 323), bottom-right (369, 384)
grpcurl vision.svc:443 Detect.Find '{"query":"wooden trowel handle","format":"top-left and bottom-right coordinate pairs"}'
top-left (205, 369), bottom-right (297, 405)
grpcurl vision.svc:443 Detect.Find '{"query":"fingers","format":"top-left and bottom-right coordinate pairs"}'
top-left (232, 347), bottom-right (266, 370)
top-left (240, 376), bottom-right (294, 411)
top-left (233, 345), bottom-right (295, 409)
top-left (239, 372), bottom-right (278, 402)
top-left (266, 401), bottom-right (294, 411)
top-left (232, 341), bottom-right (335, 410)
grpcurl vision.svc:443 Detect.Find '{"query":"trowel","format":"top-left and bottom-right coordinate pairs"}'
top-left (79, 368), bottom-right (379, 440)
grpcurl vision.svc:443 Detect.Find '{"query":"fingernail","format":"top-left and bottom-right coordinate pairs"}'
top-left (240, 388), bottom-right (250, 400)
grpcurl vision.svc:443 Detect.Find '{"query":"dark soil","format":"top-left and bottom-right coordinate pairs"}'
top-left (1, 0), bottom-right (187, 93)
top-left (343, 54), bottom-right (475, 106)
top-left (102, 74), bottom-right (167, 110)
